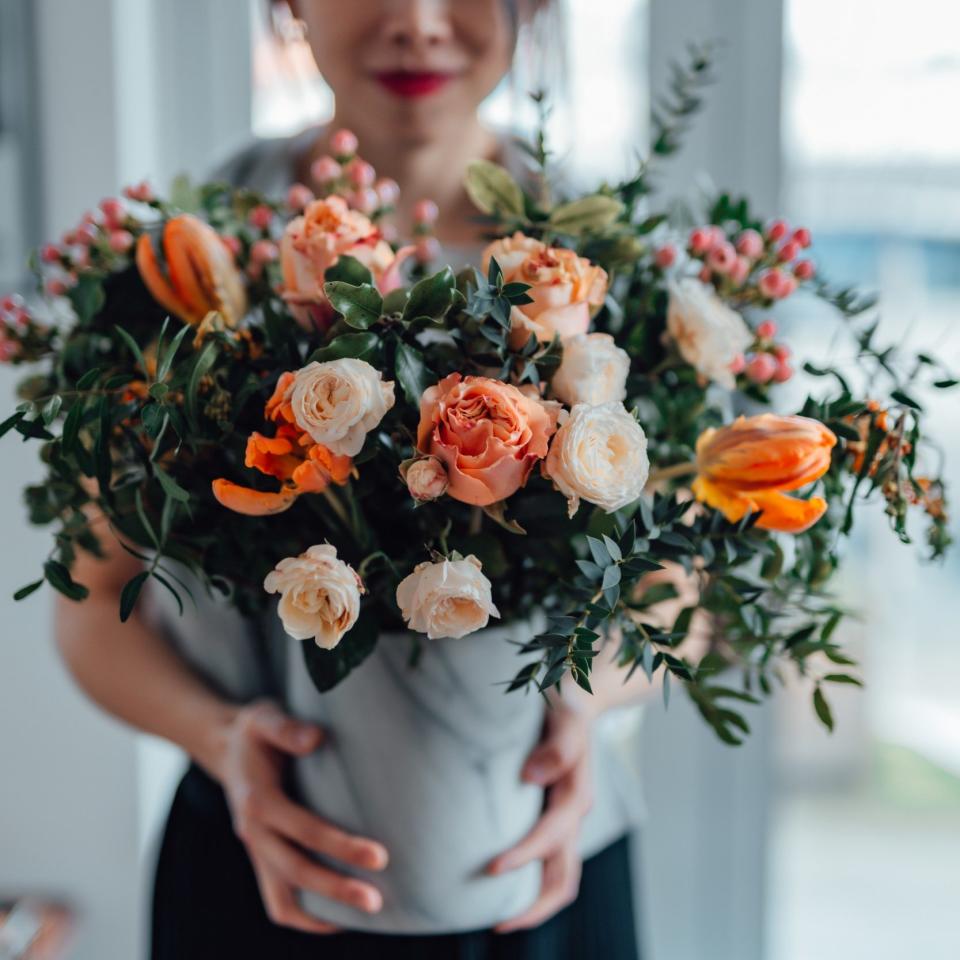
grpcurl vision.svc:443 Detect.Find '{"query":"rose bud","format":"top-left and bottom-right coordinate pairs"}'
top-left (688, 227), bottom-right (713, 254)
top-left (792, 227), bottom-right (812, 248)
top-left (346, 159), bottom-right (376, 189)
top-left (772, 359), bottom-right (794, 382)
top-left (413, 199), bottom-right (439, 225)
top-left (758, 268), bottom-right (785, 299)
top-left (707, 241), bottom-right (737, 274)
top-left (375, 178), bottom-right (400, 207)
top-left (403, 456), bottom-right (449, 502)
top-left (777, 240), bottom-right (800, 263)
top-left (746, 352), bottom-right (777, 383)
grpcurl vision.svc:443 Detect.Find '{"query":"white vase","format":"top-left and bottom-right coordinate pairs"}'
top-left (283, 619), bottom-right (547, 934)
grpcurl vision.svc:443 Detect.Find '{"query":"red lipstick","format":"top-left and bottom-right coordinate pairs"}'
top-left (375, 71), bottom-right (455, 98)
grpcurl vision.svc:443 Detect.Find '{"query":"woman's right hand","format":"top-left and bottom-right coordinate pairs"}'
top-left (212, 700), bottom-right (388, 934)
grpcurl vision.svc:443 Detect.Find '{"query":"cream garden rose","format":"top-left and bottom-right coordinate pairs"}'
top-left (544, 402), bottom-right (650, 517)
top-left (551, 333), bottom-right (630, 407)
top-left (395, 555), bottom-right (500, 640)
top-left (287, 357), bottom-right (395, 457)
top-left (264, 544), bottom-right (364, 649)
top-left (666, 278), bottom-right (753, 389)
top-left (401, 455), bottom-right (449, 502)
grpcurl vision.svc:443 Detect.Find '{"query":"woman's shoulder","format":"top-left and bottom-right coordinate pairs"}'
top-left (209, 125), bottom-right (323, 192)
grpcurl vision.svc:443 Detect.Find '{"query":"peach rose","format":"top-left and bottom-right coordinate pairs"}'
top-left (280, 195), bottom-right (411, 330)
top-left (481, 232), bottom-right (608, 349)
top-left (416, 373), bottom-right (561, 506)
top-left (401, 455), bottom-right (449, 502)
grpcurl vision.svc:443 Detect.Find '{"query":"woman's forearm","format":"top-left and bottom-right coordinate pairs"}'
top-left (54, 558), bottom-right (238, 779)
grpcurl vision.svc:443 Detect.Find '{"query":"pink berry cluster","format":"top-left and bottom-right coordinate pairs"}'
top-left (730, 318), bottom-right (793, 386)
top-left (306, 128), bottom-right (439, 264)
top-left (39, 194), bottom-right (148, 296)
top-left (686, 220), bottom-right (816, 303)
top-left (0, 294), bottom-right (50, 364)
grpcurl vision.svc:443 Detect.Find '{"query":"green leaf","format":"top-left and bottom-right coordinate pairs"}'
top-left (170, 173), bottom-right (201, 213)
top-left (813, 686), bottom-right (834, 732)
top-left (67, 274), bottom-right (106, 324)
top-left (76, 367), bottom-right (103, 390)
top-left (60, 402), bottom-right (85, 453)
top-left (13, 579), bottom-right (44, 601)
top-left (301, 607), bottom-right (379, 692)
top-left (119, 571), bottom-right (150, 622)
top-left (549, 195), bottom-right (624, 235)
top-left (890, 389), bottom-right (922, 411)
top-left (155, 468), bottom-right (191, 503)
top-left (307, 332), bottom-right (381, 365)
top-left (464, 160), bottom-right (525, 217)
top-left (157, 322), bottom-right (192, 382)
top-left (186, 340), bottom-right (218, 429)
top-left (586, 535), bottom-right (611, 567)
top-left (113, 325), bottom-right (148, 375)
top-left (43, 560), bottom-right (89, 601)
top-left (324, 254), bottom-right (374, 287)
top-left (323, 282), bottom-right (383, 329)
top-left (394, 342), bottom-right (432, 405)
top-left (402, 267), bottom-right (456, 324)
top-left (0, 411), bottom-right (25, 439)
top-left (824, 673), bottom-right (863, 686)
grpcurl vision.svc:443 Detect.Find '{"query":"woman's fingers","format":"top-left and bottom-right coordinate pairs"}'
top-left (245, 701), bottom-right (324, 756)
top-left (264, 793), bottom-right (389, 871)
top-left (522, 706), bottom-right (588, 786)
top-left (253, 827), bottom-right (383, 914)
top-left (495, 846), bottom-right (582, 933)
top-left (250, 855), bottom-right (340, 935)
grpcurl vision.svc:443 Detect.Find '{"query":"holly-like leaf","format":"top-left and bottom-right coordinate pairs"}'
top-left (394, 341), bottom-right (432, 405)
top-left (307, 332), bottom-right (381, 365)
top-left (549, 195), bottom-right (624, 235)
top-left (402, 267), bottom-right (456, 324)
top-left (324, 254), bottom-right (374, 287)
top-left (323, 282), bottom-right (383, 330)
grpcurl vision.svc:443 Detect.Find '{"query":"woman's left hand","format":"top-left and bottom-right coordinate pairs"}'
top-left (486, 700), bottom-right (595, 932)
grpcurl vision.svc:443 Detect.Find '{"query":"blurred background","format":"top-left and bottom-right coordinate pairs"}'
top-left (0, 0), bottom-right (957, 957)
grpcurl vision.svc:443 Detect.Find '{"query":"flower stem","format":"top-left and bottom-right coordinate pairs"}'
top-left (646, 461), bottom-right (698, 486)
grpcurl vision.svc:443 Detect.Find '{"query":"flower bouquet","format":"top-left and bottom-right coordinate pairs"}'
top-left (2, 53), bottom-right (953, 745)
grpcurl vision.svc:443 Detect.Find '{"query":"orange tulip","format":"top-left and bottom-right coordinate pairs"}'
top-left (692, 414), bottom-right (837, 533)
top-left (136, 214), bottom-right (247, 326)
top-left (212, 375), bottom-right (352, 516)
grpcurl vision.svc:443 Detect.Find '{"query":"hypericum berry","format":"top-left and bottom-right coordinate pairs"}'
top-left (100, 197), bottom-right (125, 229)
top-left (350, 188), bottom-right (379, 215)
top-left (794, 259), bottom-right (816, 281)
top-left (250, 239), bottom-right (279, 264)
top-left (773, 343), bottom-right (791, 361)
top-left (108, 230), bottom-right (134, 254)
top-left (1, 294), bottom-right (24, 313)
top-left (415, 236), bottom-right (441, 262)
top-left (311, 155), bottom-right (341, 184)
top-left (792, 227), bottom-right (812, 248)
top-left (346, 159), bottom-right (376, 189)
top-left (45, 277), bottom-right (70, 297)
top-left (123, 181), bottom-right (154, 203)
top-left (375, 178), bottom-right (400, 207)
top-left (777, 241), bottom-right (800, 263)
top-left (330, 128), bottom-right (359, 158)
top-left (780, 274), bottom-right (798, 298)
top-left (746, 352), bottom-right (777, 383)
top-left (772, 359), bottom-right (794, 382)
top-left (735, 229), bottom-right (764, 259)
top-left (248, 205), bottom-right (274, 230)
top-left (729, 353), bottom-right (746, 375)
top-left (221, 235), bottom-right (242, 259)
top-left (40, 244), bottom-right (61, 264)
top-left (758, 268), bottom-right (785, 299)
top-left (654, 244), bottom-right (677, 269)
top-left (74, 223), bottom-right (99, 246)
top-left (756, 319), bottom-right (777, 339)
top-left (287, 183), bottom-right (315, 212)
top-left (698, 265), bottom-right (712, 283)
top-left (413, 199), bottom-right (440, 225)
top-left (688, 227), bottom-right (713, 254)
top-left (707, 241), bottom-right (737, 274)
top-left (730, 256), bottom-right (751, 285)
top-left (766, 219), bottom-right (789, 242)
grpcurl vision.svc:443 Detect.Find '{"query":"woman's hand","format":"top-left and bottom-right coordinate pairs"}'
top-left (212, 700), bottom-right (389, 934)
top-left (486, 700), bottom-right (595, 932)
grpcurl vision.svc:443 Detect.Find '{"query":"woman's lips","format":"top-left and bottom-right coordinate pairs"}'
top-left (374, 71), bottom-right (456, 98)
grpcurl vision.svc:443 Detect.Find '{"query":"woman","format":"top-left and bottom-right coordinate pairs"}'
top-left (56, 2), bottom-right (653, 956)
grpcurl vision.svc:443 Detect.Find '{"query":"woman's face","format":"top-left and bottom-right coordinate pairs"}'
top-left (290, 0), bottom-right (516, 144)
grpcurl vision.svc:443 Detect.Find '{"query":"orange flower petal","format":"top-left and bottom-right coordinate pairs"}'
top-left (211, 478), bottom-right (297, 516)
top-left (750, 490), bottom-right (828, 533)
top-left (135, 233), bottom-right (196, 322)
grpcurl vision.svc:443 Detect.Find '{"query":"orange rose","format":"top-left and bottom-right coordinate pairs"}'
top-left (280, 195), bottom-right (412, 330)
top-left (692, 414), bottom-right (837, 533)
top-left (212, 373), bottom-right (352, 516)
top-left (416, 374), bottom-right (560, 506)
top-left (481, 232), bottom-right (608, 348)
top-left (136, 214), bottom-right (247, 326)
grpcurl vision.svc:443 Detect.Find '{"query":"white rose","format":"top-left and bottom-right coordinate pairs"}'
top-left (551, 333), bottom-right (630, 406)
top-left (545, 402), bottom-right (650, 517)
top-left (264, 544), bottom-right (363, 649)
top-left (288, 358), bottom-right (395, 457)
top-left (667, 279), bottom-right (753, 389)
top-left (395, 555), bottom-right (500, 640)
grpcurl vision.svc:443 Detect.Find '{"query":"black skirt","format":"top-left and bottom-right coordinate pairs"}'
top-left (151, 765), bottom-right (640, 960)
